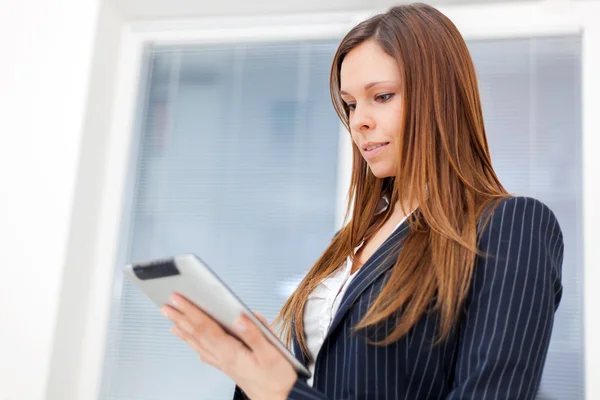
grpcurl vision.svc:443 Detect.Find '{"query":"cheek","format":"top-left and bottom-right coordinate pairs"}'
top-left (350, 132), bottom-right (360, 148)
top-left (380, 107), bottom-right (403, 140)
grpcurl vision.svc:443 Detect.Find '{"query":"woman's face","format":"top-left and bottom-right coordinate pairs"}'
top-left (340, 40), bottom-right (403, 178)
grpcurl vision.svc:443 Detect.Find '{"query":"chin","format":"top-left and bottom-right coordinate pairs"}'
top-left (368, 163), bottom-right (395, 179)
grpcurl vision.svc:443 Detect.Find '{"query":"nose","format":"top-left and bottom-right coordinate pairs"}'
top-left (350, 104), bottom-right (374, 133)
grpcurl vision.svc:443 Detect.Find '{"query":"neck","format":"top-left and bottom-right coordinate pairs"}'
top-left (393, 198), bottom-right (418, 218)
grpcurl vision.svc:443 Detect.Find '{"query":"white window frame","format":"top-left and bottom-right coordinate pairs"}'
top-left (74, 1), bottom-right (600, 399)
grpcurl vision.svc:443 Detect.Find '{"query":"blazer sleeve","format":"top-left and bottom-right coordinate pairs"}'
top-left (446, 196), bottom-right (564, 399)
top-left (232, 385), bottom-right (249, 400)
top-left (233, 379), bottom-right (329, 400)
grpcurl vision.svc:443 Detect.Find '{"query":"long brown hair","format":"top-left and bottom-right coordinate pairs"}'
top-left (274, 3), bottom-right (510, 363)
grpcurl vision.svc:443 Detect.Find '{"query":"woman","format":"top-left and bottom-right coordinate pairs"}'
top-left (161, 3), bottom-right (564, 399)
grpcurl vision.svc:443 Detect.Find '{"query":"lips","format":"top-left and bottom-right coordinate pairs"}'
top-left (362, 142), bottom-right (390, 160)
top-left (365, 143), bottom-right (387, 151)
top-left (362, 141), bottom-right (390, 151)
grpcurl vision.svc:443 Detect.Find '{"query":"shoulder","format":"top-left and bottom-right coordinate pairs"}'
top-left (475, 196), bottom-right (564, 301)
top-left (478, 196), bottom-right (563, 246)
top-left (476, 196), bottom-right (565, 277)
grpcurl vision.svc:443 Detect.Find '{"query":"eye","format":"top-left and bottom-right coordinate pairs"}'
top-left (344, 93), bottom-right (393, 112)
top-left (376, 93), bottom-right (394, 102)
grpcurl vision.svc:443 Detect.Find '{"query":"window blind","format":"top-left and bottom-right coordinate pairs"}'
top-left (99, 35), bottom-right (583, 400)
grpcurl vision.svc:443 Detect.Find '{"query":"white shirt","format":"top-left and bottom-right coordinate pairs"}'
top-left (303, 199), bottom-right (414, 387)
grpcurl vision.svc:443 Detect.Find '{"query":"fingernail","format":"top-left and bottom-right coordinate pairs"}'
top-left (161, 307), bottom-right (170, 317)
top-left (170, 295), bottom-right (178, 306)
top-left (233, 318), bottom-right (247, 332)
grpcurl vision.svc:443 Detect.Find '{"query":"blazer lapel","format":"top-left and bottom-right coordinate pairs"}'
top-left (322, 220), bottom-right (411, 344)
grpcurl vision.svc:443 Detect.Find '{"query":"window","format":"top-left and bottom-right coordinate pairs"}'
top-left (99, 41), bottom-right (341, 400)
top-left (99, 35), bottom-right (583, 400)
top-left (469, 36), bottom-right (583, 399)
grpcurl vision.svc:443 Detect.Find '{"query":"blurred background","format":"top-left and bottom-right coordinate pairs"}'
top-left (0, 0), bottom-right (598, 399)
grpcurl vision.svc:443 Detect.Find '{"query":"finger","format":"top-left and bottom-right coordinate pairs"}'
top-left (170, 293), bottom-right (212, 325)
top-left (169, 294), bottom-right (236, 348)
top-left (163, 304), bottom-right (205, 339)
top-left (174, 321), bottom-right (254, 378)
top-left (252, 312), bottom-right (276, 335)
top-left (172, 325), bottom-right (220, 368)
top-left (253, 312), bottom-right (269, 326)
top-left (163, 302), bottom-right (224, 346)
top-left (233, 314), bottom-right (276, 356)
top-left (163, 307), bottom-right (215, 357)
top-left (172, 325), bottom-right (216, 360)
top-left (165, 304), bottom-right (255, 375)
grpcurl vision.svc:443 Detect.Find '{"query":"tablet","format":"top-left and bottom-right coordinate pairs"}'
top-left (123, 253), bottom-right (311, 379)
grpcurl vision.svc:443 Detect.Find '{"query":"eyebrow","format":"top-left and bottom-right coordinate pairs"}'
top-left (339, 80), bottom-right (396, 96)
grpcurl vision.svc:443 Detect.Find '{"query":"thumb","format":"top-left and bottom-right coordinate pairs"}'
top-left (253, 311), bottom-right (275, 334)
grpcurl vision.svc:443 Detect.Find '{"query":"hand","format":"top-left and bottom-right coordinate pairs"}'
top-left (161, 293), bottom-right (297, 400)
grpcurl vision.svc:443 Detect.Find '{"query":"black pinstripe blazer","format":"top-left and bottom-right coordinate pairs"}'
top-left (234, 196), bottom-right (564, 399)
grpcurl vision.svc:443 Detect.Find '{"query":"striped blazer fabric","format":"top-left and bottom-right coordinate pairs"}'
top-left (233, 196), bottom-right (564, 399)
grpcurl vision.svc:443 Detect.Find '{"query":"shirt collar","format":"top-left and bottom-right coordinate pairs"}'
top-left (375, 195), bottom-right (390, 215)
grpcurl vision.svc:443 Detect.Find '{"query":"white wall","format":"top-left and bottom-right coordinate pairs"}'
top-left (120, 0), bottom-right (518, 19)
top-left (0, 0), bottom-right (106, 399)
top-left (45, 1), bottom-right (125, 399)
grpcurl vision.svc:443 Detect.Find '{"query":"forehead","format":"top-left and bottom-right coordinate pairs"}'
top-left (340, 40), bottom-right (401, 92)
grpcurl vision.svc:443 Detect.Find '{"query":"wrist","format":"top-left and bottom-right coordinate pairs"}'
top-left (275, 372), bottom-right (296, 400)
